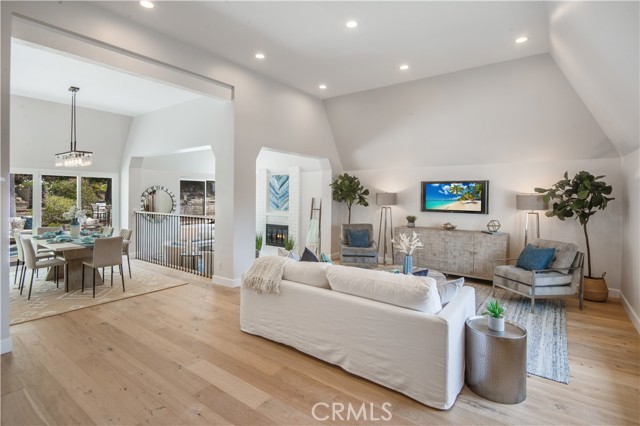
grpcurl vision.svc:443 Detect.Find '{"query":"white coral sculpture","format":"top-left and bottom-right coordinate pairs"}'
top-left (392, 231), bottom-right (424, 255)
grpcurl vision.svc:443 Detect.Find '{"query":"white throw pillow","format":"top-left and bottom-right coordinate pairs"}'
top-left (278, 247), bottom-right (301, 261)
top-left (326, 265), bottom-right (442, 313)
top-left (438, 278), bottom-right (464, 306)
top-left (283, 261), bottom-right (331, 289)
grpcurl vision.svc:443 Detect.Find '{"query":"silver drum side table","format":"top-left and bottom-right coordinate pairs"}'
top-left (465, 315), bottom-right (527, 404)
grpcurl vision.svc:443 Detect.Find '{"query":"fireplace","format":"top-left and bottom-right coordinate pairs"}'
top-left (266, 224), bottom-right (288, 247)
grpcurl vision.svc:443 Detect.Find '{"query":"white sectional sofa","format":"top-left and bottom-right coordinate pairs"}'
top-left (241, 262), bottom-right (476, 410)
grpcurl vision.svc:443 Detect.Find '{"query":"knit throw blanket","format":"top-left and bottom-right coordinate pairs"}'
top-left (242, 256), bottom-right (289, 294)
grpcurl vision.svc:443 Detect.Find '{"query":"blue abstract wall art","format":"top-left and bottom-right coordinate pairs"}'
top-left (269, 175), bottom-right (289, 211)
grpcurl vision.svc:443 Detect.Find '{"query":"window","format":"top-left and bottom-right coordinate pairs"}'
top-left (41, 175), bottom-right (113, 226)
top-left (10, 174), bottom-right (33, 218)
top-left (42, 175), bottom-right (77, 226)
top-left (180, 180), bottom-right (215, 218)
top-left (81, 177), bottom-right (112, 226)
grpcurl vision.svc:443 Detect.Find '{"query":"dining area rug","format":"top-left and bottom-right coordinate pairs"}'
top-left (469, 281), bottom-right (570, 384)
top-left (9, 263), bottom-right (187, 325)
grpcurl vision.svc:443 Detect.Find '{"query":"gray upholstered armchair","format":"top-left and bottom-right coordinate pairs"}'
top-left (493, 239), bottom-right (584, 313)
top-left (340, 223), bottom-right (378, 265)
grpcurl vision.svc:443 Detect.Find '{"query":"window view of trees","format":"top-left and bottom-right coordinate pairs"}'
top-left (10, 174), bottom-right (33, 218)
top-left (41, 175), bottom-right (112, 226)
top-left (180, 180), bottom-right (215, 218)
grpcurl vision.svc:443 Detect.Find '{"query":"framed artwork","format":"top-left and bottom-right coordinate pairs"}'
top-left (269, 175), bottom-right (289, 211)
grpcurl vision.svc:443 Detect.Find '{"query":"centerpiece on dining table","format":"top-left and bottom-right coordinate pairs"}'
top-left (392, 231), bottom-right (424, 274)
top-left (62, 205), bottom-right (88, 239)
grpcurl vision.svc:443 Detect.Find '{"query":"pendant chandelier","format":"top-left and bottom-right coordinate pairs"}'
top-left (55, 86), bottom-right (93, 167)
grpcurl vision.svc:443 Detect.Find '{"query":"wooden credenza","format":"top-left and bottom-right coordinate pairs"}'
top-left (393, 227), bottom-right (509, 280)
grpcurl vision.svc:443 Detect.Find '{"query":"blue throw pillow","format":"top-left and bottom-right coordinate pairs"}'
top-left (516, 245), bottom-right (556, 271)
top-left (301, 247), bottom-right (319, 262)
top-left (412, 268), bottom-right (430, 277)
top-left (22, 216), bottom-right (32, 230)
top-left (319, 253), bottom-right (333, 264)
top-left (347, 229), bottom-right (370, 248)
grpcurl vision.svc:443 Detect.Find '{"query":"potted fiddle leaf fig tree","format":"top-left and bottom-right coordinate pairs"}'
top-left (330, 173), bottom-right (370, 224)
top-left (535, 171), bottom-right (614, 302)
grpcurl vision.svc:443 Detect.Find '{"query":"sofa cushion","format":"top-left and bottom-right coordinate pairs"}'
top-left (327, 265), bottom-right (442, 313)
top-left (494, 265), bottom-right (573, 286)
top-left (347, 228), bottom-right (370, 247)
top-left (530, 239), bottom-right (578, 274)
top-left (340, 246), bottom-right (377, 257)
top-left (283, 261), bottom-right (331, 289)
top-left (438, 278), bottom-right (464, 306)
top-left (516, 245), bottom-right (556, 270)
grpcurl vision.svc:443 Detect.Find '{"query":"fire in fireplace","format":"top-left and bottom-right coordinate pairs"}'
top-left (266, 224), bottom-right (289, 247)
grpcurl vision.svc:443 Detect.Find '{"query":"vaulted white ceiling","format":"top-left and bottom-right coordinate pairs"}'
top-left (97, 1), bottom-right (549, 99)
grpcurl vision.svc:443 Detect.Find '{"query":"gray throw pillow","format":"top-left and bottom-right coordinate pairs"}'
top-left (437, 277), bottom-right (464, 306)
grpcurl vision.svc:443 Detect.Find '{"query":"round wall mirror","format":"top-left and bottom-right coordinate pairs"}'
top-left (140, 186), bottom-right (177, 214)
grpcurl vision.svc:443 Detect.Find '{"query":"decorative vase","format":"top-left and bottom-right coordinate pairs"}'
top-left (403, 254), bottom-right (413, 275)
top-left (69, 219), bottom-right (80, 239)
top-left (584, 273), bottom-right (608, 302)
top-left (407, 222), bottom-right (415, 228)
top-left (488, 316), bottom-right (505, 332)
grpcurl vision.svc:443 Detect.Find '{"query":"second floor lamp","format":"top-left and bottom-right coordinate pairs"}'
top-left (516, 194), bottom-right (549, 246)
top-left (376, 192), bottom-right (397, 265)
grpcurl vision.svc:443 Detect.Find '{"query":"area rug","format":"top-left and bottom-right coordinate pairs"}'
top-left (9, 264), bottom-right (187, 325)
top-left (469, 282), bottom-right (570, 384)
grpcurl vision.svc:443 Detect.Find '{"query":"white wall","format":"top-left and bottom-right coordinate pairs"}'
top-left (324, 54), bottom-right (617, 172)
top-left (548, 1), bottom-right (639, 156)
top-left (142, 149), bottom-right (215, 177)
top-left (621, 149), bottom-right (640, 330)
top-left (347, 157), bottom-right (624, 291)
top-left (10, 95), bottom-right (132, 172)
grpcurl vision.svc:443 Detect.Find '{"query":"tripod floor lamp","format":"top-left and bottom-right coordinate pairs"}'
top-left (376, 192), bottom-right (397, 265)
top-left (516, 194), bottom-right (549, 247)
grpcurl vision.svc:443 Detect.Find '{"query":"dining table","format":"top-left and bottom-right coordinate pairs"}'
top-left (33, 237), bottom-right (104, 291)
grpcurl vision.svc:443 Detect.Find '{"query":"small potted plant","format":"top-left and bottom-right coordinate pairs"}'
top-left (284, 236), bottom-right (295, 252)
top-left (255, 233), bottom-right (263, 258)
top-left (483, 300), bottom-right (506, 332)
top-left (406, 215), bottom-right (417, 228)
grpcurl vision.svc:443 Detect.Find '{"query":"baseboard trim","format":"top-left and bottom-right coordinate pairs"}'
top-left (620, 291), bottom-right (640, 334)
top-left (212, 275), bottom-right (240, 288)
top-left (1, 337), bottom-right (13, 354)
top-left (608, 288), bottom-right (622, 299)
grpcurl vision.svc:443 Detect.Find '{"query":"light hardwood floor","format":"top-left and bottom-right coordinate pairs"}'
top-left (2, 260), bottom-right (639, 425)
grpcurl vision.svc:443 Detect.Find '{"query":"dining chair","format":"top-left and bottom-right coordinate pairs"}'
top-left (82, 236), bottom-right (124, 298)
top-left (101, 227), bottom-right (114, 237)
top-left (14, 231), bottom-right (55, 286)
top-left (36, 226), bottom-right (63, 234)
top-left (20, 236), bottom-right (66, 300)
top-left (120, 229), bottom-right (133, 278)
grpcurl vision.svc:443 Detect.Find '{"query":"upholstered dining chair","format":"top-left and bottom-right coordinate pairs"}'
top-left (120, 228), bottom-right (133, 278)
top-left (493, 238), bottom-right (585, 313)
top-left (82, 236), bottom-right (124, 298)
top-left (14, 231), bottom-right (54, 286)
top-left (339, 223), bottom-right (378, 265)
top-left (36, 226), bottom-right (63, 234)
top-left (101, 227), bottom-right (114, 237)
top-left (20, 236), bottom-right (66, 300)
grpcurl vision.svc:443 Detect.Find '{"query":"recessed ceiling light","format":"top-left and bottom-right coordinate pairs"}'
top-left (319, 84), bottom-right (327, 90)
top-left (399, 64), bottom-right (410, 71)
top-left (515, 36), bottom-right (528, 44)
top-left (139, 1), bottom-right (154, 9)
top-left (346, 20), bottom-right (358, 29)
top-left (255, 52), bottom-right (265, 60)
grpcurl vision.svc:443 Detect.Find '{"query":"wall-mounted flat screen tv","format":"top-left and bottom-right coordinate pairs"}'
top-left (421, 181), bottom-right (489, 214)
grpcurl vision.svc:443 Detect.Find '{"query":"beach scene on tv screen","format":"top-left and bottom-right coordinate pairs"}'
top-left (425, 182), bottom-right (483, 211)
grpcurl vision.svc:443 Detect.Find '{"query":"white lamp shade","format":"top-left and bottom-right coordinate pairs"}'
top-left (516, 194), bottom-right (548, 211)
top-left (376, 192), bottom-right (397, 206)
